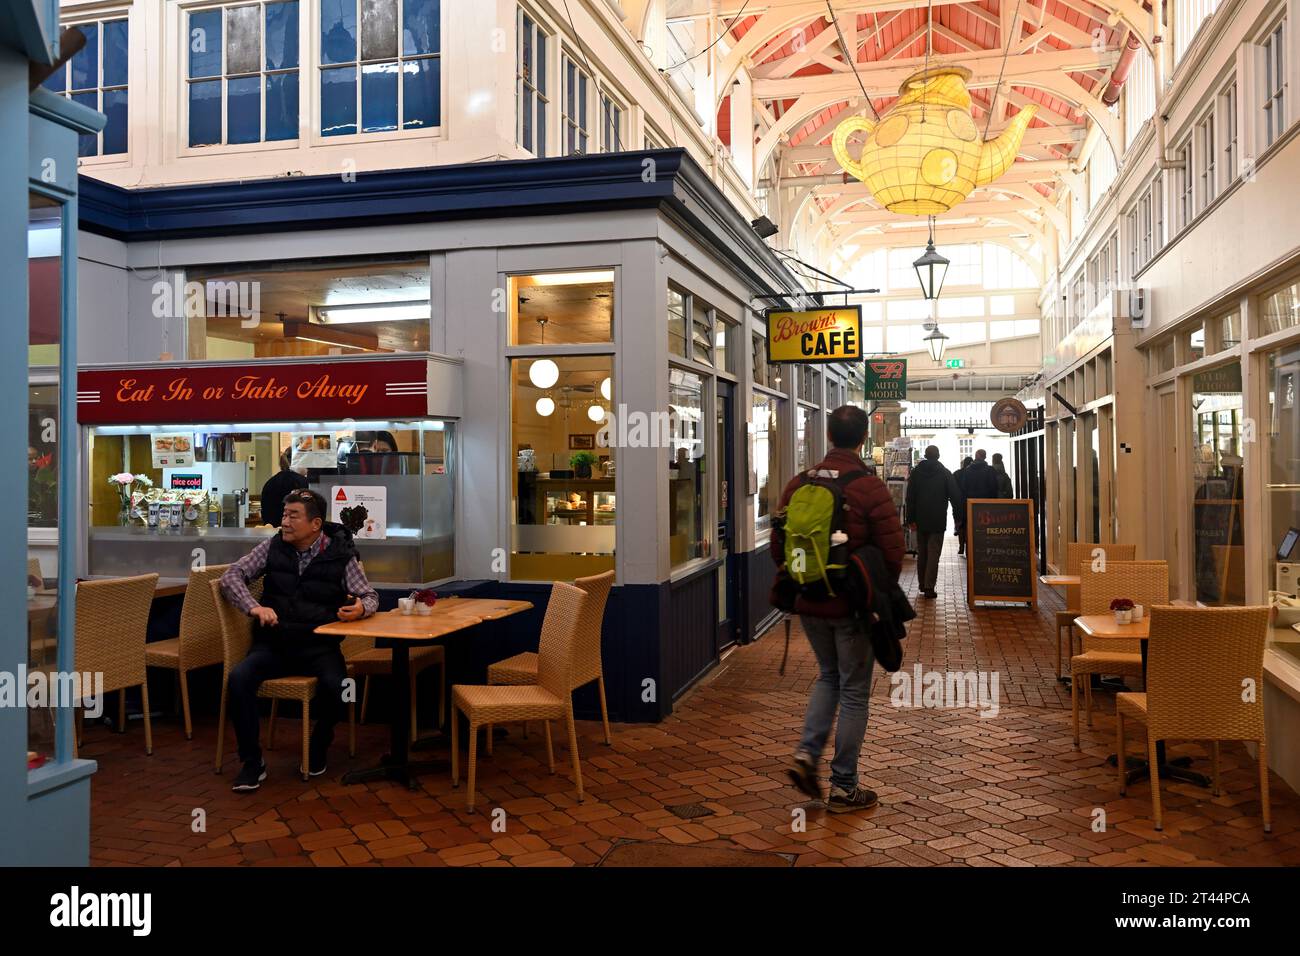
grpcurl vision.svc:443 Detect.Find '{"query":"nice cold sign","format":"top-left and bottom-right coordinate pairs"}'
top-left (765, 307), bottom-right (863, 364)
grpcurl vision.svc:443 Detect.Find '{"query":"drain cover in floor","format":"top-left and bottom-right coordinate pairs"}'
top-left (598, 841), bottom-right (792, 867)
top-left (665, 803), bottom-right (716, 820)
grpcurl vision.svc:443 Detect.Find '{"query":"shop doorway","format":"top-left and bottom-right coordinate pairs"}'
top-left (716, 382), bottom-right (738, 651)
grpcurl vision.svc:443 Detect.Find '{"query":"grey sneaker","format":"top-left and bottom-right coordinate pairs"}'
top-left (787, 752), bottom-right (821, 800)
top-left (827, 785), bottom-right (879, 813)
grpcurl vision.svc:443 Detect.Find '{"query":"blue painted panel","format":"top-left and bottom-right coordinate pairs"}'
top-left (265, 72), bottom-right (298, 141)
top-left (320, 65), bottom-right (356, 136)
top-left (102, 19), bottom-right (128, 87)
top-left (265, 1), bottom-right (298, 70)
top-left (188, 79), bottom-right (221, 146)
top-left (320, 0), bottom-right (356, 65)
top-left (188, 10), bottom-right (222, 79)
top-left (226, 74), bottom-right (261, 144)
top-left (360, 62), bottom-right (397, 133)
top-left (102, 88), bottom-right (127, 154)
top-left (402, 58), bottom-right (438, 130)
top-left (402, 0), bottom-right (439, 56)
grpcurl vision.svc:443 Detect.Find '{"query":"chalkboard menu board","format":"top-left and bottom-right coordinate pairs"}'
top-left (967, 499), bottom-right (1037, 607)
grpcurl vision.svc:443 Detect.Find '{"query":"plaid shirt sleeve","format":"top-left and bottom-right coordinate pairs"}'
top-left (344, 558), bottom-right (379, 617)
top-left (219, 538), bottom-right (272, 615)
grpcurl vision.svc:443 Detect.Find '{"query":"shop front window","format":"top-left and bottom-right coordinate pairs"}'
top-left (796, 405), bottom-right (816, 471)
top-left (510, 270), bottom-right (613, 346)
top-left (1261, 277), bottom-right (1300, 336)
top-left (183, 256), bottom-right (430, 359)
top-left (87, 420), bottom-right (454, 584)
top-left (669, 368), bottom-right (709, 568)
top-left (1266, 342), bottom-right (1300, 664)
top-left (28, 194), bottom-right (65, 768)
top-left (751, 392), bottom-right (782, 533)
top-left (1191, 362), bottom-right (1245, 604)
top-left (510, 355), bottom-right (614, 580)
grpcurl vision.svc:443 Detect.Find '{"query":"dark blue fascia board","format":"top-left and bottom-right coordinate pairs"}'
top-left (80, 150), bottom-right (683, 241)
top-left (78, 148), bottom-right (808, 299)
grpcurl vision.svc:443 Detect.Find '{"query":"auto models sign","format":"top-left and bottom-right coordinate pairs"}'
top-left (330, 486), bottom-right (387, 540)
top-left (765, 307), bottom-right (862, 363)
top-left (863, 358), bottom-right (908, 401)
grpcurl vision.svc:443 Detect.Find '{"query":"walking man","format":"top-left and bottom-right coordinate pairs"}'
top-left (776, 406), bottom-right (905, 812)
top-left (905, 445), bottom-right (963, 599)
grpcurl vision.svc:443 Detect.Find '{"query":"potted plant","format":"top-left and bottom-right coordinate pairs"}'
top-left (1110, 597), bottom-right (1135, 625)
top-left (570, 450), bottom-right (598, 479)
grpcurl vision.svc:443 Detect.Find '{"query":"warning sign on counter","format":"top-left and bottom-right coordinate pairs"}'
top-left (330, 485), bottom-right (387, 540)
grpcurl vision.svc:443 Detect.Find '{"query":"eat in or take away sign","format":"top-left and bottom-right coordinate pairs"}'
top-left (765, 306), bottom-right (862, 364)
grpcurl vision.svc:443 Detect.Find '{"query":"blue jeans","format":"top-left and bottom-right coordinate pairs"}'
top-left (797, 615), bottom-right (876, 791)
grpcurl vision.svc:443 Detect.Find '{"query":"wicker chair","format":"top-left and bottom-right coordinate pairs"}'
top-left (1116, 605), bottom-right (1272, 832)
top-left (211, 578), bottom-right (354, 781)
top-left (341, 636), bottom-right (445, 742)
top-left (486, 570), bottom-right (615, 746)
top-left (144, 564), bottom-right (230, 739)
top-left (1072, 560), bottom-right (1168, 748)
top-left (451, 581), bottom-right (589, 811)
top-left (1058, 543), bottom-right (1137, 677)
top-left (73, 574), bottom-right (159, 757)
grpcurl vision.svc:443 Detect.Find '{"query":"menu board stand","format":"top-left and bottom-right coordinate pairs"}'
top-left (966, 498), bottom-right (1037, 608)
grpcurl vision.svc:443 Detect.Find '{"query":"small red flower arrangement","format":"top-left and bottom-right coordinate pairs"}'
top-left (1109, 598), bottom-right (1135, 611)
top-left (414, 589), bottom-right (438, 607)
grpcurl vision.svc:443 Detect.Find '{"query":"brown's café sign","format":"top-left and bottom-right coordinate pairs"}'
top-left (765, 306), bottom-right (862, 364)
top-left (77, 360), bottom-right (429, 425)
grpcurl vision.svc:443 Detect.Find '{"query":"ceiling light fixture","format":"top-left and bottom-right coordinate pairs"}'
top-left (527, 317), bottom-right (560, 389)
top-left (313, 300), bottom-right (431, 324)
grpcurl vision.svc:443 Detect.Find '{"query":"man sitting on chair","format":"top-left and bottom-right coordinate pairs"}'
top-left (219, 489), bottom-right (378, 792)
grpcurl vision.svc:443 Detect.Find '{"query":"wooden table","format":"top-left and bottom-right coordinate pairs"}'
top-left (316, 598), bottom-right (533, 789)
top-left (1039, 574), bottom-right (1080, 587)
top-left (1074, 613), bottom-right (1211, 788)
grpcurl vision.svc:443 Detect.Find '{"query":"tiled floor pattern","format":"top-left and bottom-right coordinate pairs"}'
top-left (86, 552), bottom-right (1300, 867)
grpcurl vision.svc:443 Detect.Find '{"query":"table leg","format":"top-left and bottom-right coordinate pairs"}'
top-left (342, 644), bottom-right (456, 789)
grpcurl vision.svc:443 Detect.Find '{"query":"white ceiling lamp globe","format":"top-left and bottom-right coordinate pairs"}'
top-left (600, 377), bottom-right (611, 401)
top-left (528, 358), bottom-right (559, 390)
top-left (587, 404), bottom-right (605, 423)
top-left (535, 397), bottom-right (555, 417)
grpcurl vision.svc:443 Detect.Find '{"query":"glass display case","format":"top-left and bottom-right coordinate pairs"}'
top-left (85, 418), bottom-right (455, 585)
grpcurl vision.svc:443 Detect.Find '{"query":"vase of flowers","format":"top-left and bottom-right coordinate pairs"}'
top-left (1110, 597), bottom-right (1135, 625)
top-left (108, 472), bottom-right (153, 526)
top-left (413, 588), bottom-right (437, 615)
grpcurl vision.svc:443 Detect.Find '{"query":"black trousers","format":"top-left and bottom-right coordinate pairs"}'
top-left (916, 531), bottom-right (945, 591)
top-left (228, 640), bottom-right (347, 765)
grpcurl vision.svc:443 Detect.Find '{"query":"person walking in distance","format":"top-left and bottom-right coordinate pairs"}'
top-left (905, 445), bottom-right (963, 599)
top-left (954, 456), bottom-right (973, 556)
top-left (962, 449), bottom-right (1001, 499)
top-left (991, 452), bottom-right (1014, 498)
top-left (775, 406), bottom-right (905, 812)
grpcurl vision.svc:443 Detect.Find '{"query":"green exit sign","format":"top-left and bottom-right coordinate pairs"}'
top-left (945, 358), bottom-right (965, 369)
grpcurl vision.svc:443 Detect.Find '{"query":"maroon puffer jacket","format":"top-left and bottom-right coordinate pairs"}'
top-left (770, 447), bottom-right (906, 618)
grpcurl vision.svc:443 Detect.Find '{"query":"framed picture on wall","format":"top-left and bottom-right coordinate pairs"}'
top-left (569, 434), bottom-right (595, 450)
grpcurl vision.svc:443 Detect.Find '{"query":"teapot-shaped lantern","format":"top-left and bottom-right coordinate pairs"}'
top-left (832, 65), bottom-right (1037, 216)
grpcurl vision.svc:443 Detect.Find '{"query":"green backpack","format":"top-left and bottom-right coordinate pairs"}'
top-left (775, 469), bottom-right (869, 599)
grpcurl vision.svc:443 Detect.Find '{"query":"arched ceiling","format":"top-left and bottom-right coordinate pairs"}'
top-left (664, 0), bottom-right (1153, 276)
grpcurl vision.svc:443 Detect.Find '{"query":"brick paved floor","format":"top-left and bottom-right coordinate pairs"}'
top-left (86, 553), bottom-right (1300, 867)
